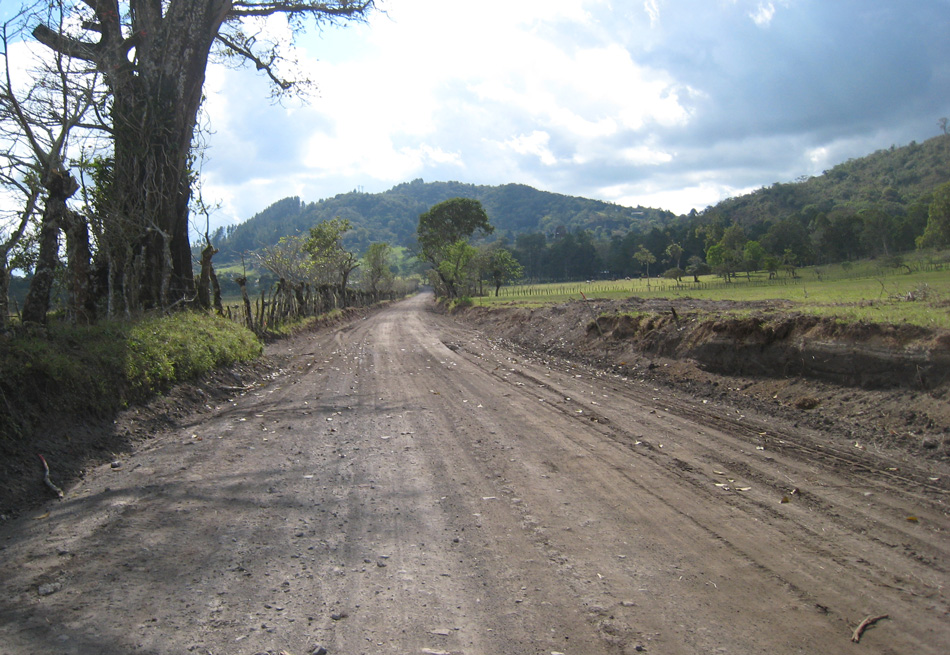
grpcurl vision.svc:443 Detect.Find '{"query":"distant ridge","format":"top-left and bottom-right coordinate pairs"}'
top-left (213, 133), bottom-right (950, 260)
top-left (214, 180), bottom-right (673, 258)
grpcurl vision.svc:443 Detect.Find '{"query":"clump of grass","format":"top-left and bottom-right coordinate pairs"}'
top-left (0, 312), bottom-right (261, 441)
top-left (448, 296), bottom-right (474, 311)
top-left (125, 312), bottom-right (262, 400)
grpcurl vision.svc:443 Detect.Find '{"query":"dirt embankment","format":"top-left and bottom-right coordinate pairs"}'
top-left (458, 297), bottom-right (950, 461)
top-left (594, 306), bottom-right (950, 390)
top-left (0, 306), bottom-right (378, 521)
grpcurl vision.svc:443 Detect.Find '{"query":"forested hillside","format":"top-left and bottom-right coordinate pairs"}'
top-left (212, 180), bottom-right (673, 259)
top-left (211, 134), bottom-right (950, 283)
top-left (712, 135), bottom-right (950, 226)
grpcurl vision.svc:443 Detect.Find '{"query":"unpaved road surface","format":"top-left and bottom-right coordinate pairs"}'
top-left (2, 293), bottom-right (948, 654)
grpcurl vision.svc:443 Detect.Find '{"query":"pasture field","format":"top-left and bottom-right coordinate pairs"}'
top-left (477, 255), bottom-right (950, 329)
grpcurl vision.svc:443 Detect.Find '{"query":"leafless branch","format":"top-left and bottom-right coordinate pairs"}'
top-left (215, 32), bottom-right (293, 90)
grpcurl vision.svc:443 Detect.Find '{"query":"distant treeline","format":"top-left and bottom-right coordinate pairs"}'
top-left (208, 133), bottom-right (950, 283)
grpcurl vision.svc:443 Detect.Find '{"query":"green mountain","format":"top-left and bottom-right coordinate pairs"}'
top-left (213, 134), bottom-right (950, 270)
top-left (708, 134), bottom-right (950, 225)
top-left (214, 180), bottom-right (674, 259)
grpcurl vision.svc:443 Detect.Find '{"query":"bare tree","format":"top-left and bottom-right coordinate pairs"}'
top-left (31, 1), bottom-right (375, 312)
top-left (1, 6), bottom-right (103, 326)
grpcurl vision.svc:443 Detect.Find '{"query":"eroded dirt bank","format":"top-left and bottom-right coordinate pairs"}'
top-left (1, 294), bottom-right (948, 655)
top-left (459, 297), bottom-right (950, 463)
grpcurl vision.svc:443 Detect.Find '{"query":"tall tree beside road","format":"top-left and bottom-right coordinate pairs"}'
top-left (485, 247), bottom-right (523, 296)
top-left (417, 197), bottom-right (493, 298)
top-left (30, 0), bottom-right (374, 311)
top-left (362, 241), bottom-right (394, 298)
top-left (305, 218), bottom-right (360, 303)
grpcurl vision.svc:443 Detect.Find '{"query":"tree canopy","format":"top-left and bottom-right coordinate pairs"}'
top-left (417, 197), bottom-right (494, 264)
top-left (917, 181), bottom-right (950, 249)
top-left (417, 197), bottom-right (493, 297)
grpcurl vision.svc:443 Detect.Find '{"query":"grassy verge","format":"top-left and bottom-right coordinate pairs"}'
top-left (0, 312), bottom-right (262, 441)
top-left (476, 254), bottom-right (950, 330)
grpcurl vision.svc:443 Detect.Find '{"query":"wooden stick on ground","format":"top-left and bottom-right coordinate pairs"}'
top-left (37, 454), bottom-right (64, 498)
top-left (851, 614), bottom-right (888, 643)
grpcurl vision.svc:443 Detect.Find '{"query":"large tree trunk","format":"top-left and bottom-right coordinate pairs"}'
top-left (37, 1), bottom-right (231, 312)
top-left (22, 168), bottom-right (79, 325)
top-left (0, 259), bottom-right (10, 331)
top-left (196, 243), bottom-right (217, 310)
top-left (64, 211), bottom-right (95, 325)
top-left (31, 1), bottom-right (373, 313)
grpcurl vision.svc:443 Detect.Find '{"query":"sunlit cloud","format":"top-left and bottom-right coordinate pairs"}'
top-left (750, 2), bottom-right (776, 27)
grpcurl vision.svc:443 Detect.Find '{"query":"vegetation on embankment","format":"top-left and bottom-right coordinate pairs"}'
top-left (0, 312), bottom-right (262, 442)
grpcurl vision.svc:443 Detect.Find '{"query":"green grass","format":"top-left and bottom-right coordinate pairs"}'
top-left (476, 254), bottom-right (950, 329)
top-left (0, 312), bottom-right (262, 441)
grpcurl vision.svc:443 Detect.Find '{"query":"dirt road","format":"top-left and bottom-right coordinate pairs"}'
top-left (1, 293), bottom-right (947, 654)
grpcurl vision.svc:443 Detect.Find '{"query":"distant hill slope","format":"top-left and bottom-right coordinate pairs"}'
top-left (214, 134), bottom-right (950, 261)
top-left (710, 134), bottom-right (950, 224)
top-left (215, 180), bottom-right (674, 259)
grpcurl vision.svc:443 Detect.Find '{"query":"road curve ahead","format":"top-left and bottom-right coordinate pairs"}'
top-left (1, 293), bottom-right (947, 654)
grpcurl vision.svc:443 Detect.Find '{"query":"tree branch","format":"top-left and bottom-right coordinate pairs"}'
top-left (229, 1), bottom-right (375, 20)
top-left (32, 24), bottom-right (99, 62)
top-left (215, 33), bottom-right (292, 89)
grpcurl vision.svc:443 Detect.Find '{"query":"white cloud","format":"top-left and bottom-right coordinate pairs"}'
top-left (618, 145), bottom-right (674, 166)
top-left (750, 2), bottom-right (776, 27)
top-left (644, 0), bottom-right (661, 27)
top-left (500, 131), bottom-right (559, 166)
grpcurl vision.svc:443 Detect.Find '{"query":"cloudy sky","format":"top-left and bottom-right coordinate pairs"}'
top-left (88, 1), bottom-right (950, 229)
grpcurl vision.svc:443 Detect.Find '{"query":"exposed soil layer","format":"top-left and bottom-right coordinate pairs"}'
top-left (458, 297), bottom-right (950, 463)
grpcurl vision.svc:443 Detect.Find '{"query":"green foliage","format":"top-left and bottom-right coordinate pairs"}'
top-left (257, 234), bottom-right (315, 284)
top-left (0, 313), bottom-right (261, 440)
top-left (662, 267), bottom-right (684, 280)
top-left (633, 245), bottom-right (657, 276)
top-left (418, 198), bottom-right (493, 265)
top-left (713, 135), bottom-right (950, 226)
top-left (743, 240), bottom-right (767, 270)
top-left (418, 198), bottom-right (493, 297)
top-left (305, 218), bottom-right (360, 291)
top-left (362, 242), bottom-right (395, 294)
top-left (125, 313), bottom-right (262, 398)
top-left (448, 296), bottom-right (474, 311)
top-left (917, 181), bottom-right (950, 249)
top-left (485, 248), bottom-right (524, 295)
top-left (435, 240), bottom-right (480, 297)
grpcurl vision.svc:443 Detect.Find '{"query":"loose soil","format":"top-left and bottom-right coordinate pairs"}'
top-left (1, 293), bottom-right (948, 654)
